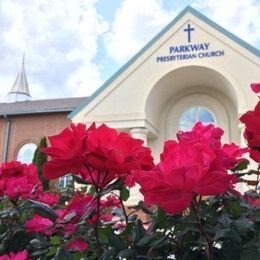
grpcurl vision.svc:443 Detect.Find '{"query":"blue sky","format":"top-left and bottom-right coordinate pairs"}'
top-left (0, 0), bottom-right (259, 101)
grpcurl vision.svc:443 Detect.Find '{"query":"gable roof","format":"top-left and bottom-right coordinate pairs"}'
top-left (0, 97), bottom-right (85, 116)
top-left (69, 5), bottom-right (260, 119)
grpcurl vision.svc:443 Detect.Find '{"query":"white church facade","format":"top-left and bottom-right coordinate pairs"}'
top-left (69, 6), bottom-right (260, 202)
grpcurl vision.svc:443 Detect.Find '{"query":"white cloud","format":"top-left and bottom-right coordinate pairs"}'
top-left (104, 0), bottom-right (175, 64)
top-left (193, 0), bottom-right (260, 47)
top-left (0, 0), bottom-right (108, 100)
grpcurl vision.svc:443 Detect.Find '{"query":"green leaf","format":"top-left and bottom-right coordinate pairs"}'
top-left (222, 240), bottom-right (240, 259)
top-left (133, 219), bottom-right (146, 243)
top-left (150, 235), bottom-right (169, 249)
top-left (101, 248), bottom-right (116, 259)
top-left (234, 218), bottom-right (254, 233)
top-left (120, 186), bottom-right (130, 202)
top-left (108, 234), bottom-right (127, 251)
top-left (30, 238), bottom-right (44, 249)
top-left (226, 229), bottom-right (242, 244)
top-left (154, 207), bottom-right (169, 229)
top-left (213, 228), bottom-right (230, 240)
top-left (29, 200), bottom-right (58, 222)
top-left (240, 245), bottom-right (260, 260)
top-left (218, 214), bottom-right (232, 228)
top-left (228, 201), bottom-right (242, 219)
top-left (72, 175), bottom-right (89, 185)
top-left (47, 247), bottom-right (58, 257)
top-left (99, 226), bottom-right (114, 243)
top-left (117, 248), bottom-right (135, 258)
top-left (51, 236), bottom-right (61, 246)
top-left (136, 234), bottom-right (157, 248)
top-left (54, 248), bottom-right (72, 260)
top-left (231, 159), bottom-right (249, 172)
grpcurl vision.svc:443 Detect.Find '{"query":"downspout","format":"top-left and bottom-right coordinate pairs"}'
top-left (3, 115), bottom-right (11, 162)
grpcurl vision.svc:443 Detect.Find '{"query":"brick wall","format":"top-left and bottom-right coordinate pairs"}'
top-left (0, 112), bottom-right (71, 162)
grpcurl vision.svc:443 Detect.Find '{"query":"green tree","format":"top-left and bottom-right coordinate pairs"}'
top-left (33, 136), bottom-right (49, 190)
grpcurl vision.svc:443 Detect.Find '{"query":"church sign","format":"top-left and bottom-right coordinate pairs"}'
top-left (156, 24), bottom-right (225, 63)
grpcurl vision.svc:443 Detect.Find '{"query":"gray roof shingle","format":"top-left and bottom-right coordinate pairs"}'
top-left (0, 97), bottom-right (86, 116)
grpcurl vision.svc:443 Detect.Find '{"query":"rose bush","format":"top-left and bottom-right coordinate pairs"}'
top-left (0, 84), bottom-right (259, 259)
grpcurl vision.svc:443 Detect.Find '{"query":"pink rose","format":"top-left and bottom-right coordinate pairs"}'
top-left (251, 83), bottom-right (260, 93)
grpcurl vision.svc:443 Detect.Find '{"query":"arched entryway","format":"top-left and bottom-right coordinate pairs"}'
top-left (145, 65), bottom-right (241, 160)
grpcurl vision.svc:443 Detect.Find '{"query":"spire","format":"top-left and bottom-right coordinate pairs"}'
top-left (8, 53), bottom-right (31, 102)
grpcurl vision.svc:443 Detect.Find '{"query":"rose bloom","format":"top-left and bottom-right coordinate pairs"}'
top-left (42, 123), bottom-right (94, 180)
top-left (0, 161), bottom-right (42, 199)
top-left (240, 101), bottom-right (260, 162)
top-left (100, 195), bottom-right (121, 207)
top-left (60, 193), bottom-right (97, 223)
top-left (251, 83), bottom-right (260, 93)
top-left (65, 238), bottom-right (88, 252)
top-left (0, 250), bottom-right (28, 260)
top-left (43, 123), bottom-right (154, 188)
top-left (36, 192), bottom-right (60, 206)
top-left (222, 143), bottom-right (248, 169)
top-left (25, 214), bottom-right (54, 235)
top-left (134, 123), bottom-right (236, 215)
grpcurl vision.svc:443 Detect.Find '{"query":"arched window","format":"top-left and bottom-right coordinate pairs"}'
top-left (17, 143), bottom-right (37, 164)
top-left (179, 106), bottom-right (216, 131)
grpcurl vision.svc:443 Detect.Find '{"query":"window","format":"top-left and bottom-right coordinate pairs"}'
top-left (17, 143), bottom-right (37, 164)
top-left (58, 175), bottom-right (73, 190)
top-left (179, 106), bottom-right (216, 131)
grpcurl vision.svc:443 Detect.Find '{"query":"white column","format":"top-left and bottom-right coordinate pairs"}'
top-left (130, 128), bottom-right (149, 146)
top-left (127, 128), bottom-right (149, 205)
top-left (237, 123), bottom-right (255, 193)
top-left (238, 123), bottom-right (247, 148)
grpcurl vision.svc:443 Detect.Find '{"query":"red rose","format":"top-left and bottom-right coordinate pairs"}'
top-left (0, 250), bottom-right (28, 260)
top-left (135, 168), bottom-right (193, 214)
top-left (85, 124), bottom-right (154, 178)
top-left (240, 102), bottom-right (260, 162)
top-left (222, 143), bottom-right (248, 169)
top-left (42, 123), bottom-right (154, 189)
top-left (100, 195), bottom-right (121, 207)
top-left (61, 193), bottom-right (96, 223)
top-left (42, 123), bottom-right (95, 180)
top-left (251, 83), bottom-right (260, 93)
top-left (65, 238), bottom-right (88, 252)
top-left (36, 192), bottom-right (60, 206)
top-left (25, 214), bottom-right (54, 235)
top-left (177, 122), bottom-right (224, 150)
top-left (135, 124), bottom-right (235, 215)
top-left (0, 161), bottom-right (42, 199)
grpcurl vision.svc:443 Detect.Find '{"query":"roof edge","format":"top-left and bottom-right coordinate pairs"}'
top-left (69, 5), bottom-right (260, 119)
top-left (0, 108), bottom-right (75, 116)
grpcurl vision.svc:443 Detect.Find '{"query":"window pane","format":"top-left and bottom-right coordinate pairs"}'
top-left (178, 106), bottom-right (215, 131)
top-left (198, 108), bottom-right (214, 123)
top-left (180, 107), bottom-right (196, 123)
top-left (17, 143), bottom-right (37, 164)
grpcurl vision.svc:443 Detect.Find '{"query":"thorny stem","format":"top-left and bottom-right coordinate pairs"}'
top-left (95, 195), bottom-right (101, 258)
top-left (83, 162), bottom-right (103, 257)
top-left (83, 162), bottom-right (97, 190)
top-left (255, 164), bottom-right (260, 192)
top-left (192, 195), bottom-right (213, 260)
top-left (111, 191), bottom-right (129, 224)
top-left (100, 172), bottom-right (108, 189)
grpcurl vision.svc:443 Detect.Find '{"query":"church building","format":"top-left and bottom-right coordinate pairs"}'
top-left (69, 6), bottom-right (260, 202)
top-left (70, 6), bottom-right (259, 156)
top-left (0, 6), bottom-right (259, 201)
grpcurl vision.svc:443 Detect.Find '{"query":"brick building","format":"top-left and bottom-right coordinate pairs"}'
top-left (0, 55), bottom-right (84, 164)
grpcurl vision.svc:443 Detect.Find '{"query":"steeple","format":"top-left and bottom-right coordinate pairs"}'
top-left (8, 53), bottom-right (31, 102)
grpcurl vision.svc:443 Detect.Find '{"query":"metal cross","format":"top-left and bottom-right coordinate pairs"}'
top-left (184, 24), bottom-right (195, 43)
